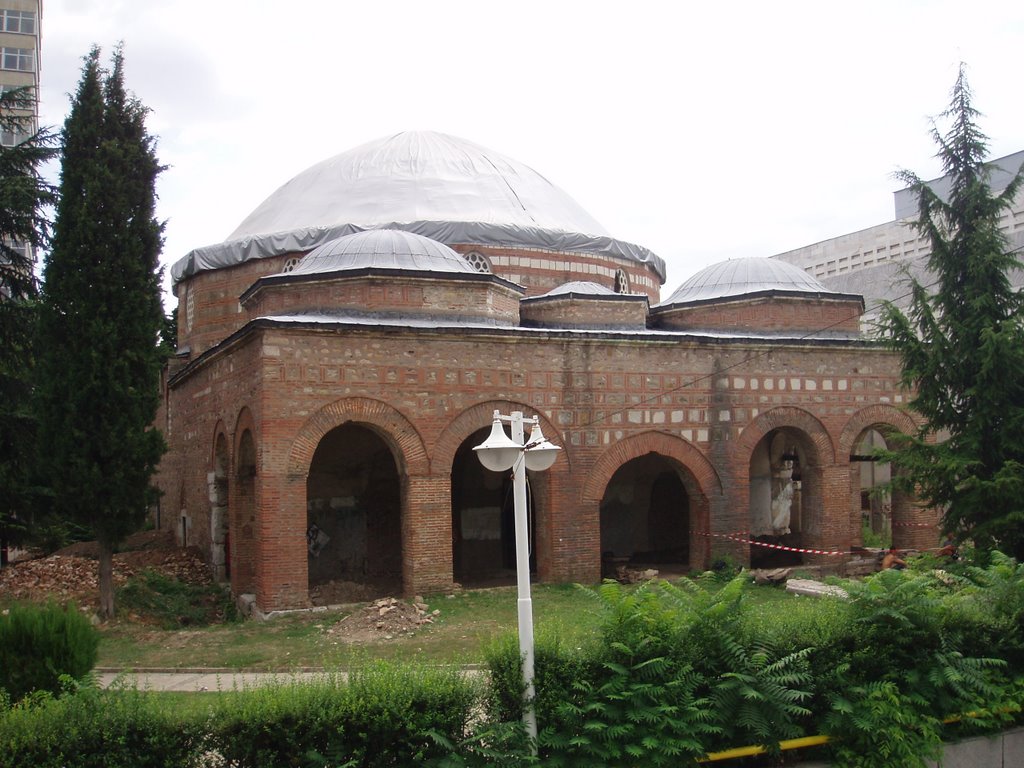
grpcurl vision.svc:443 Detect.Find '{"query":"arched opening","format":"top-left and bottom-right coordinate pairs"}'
top-left (451, 427), bottom-right (535, 586)
top-left (210, 433), bottom-right (230, 582)
top-left (851, 428), bottom-right (892, 548)
top-left (599, 454), bottom-right (690, 579)
top-left (306, 424), bottom-right (402, 604)
top-left (749, 429), bottom-right (810, 568)
top-left (233, 429), bottom-right (257, 594)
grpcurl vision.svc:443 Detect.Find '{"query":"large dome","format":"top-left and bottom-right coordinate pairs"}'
top-left (171, 131), bottom-right (665, 284)
top-left (662, 258), bottom-right (831, 305)
top-left (231, 131), bottom-right (609, 241)
top-left (287, 230), bottom-right (475, 277)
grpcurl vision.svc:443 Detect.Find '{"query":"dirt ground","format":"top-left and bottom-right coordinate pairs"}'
top-left (0, 530), bottom-right (211, 611)
top-left (2, 533), bottom-right (440, 644)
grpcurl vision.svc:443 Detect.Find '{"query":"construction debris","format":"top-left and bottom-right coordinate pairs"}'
top-left (323, 596), bottom-right (439, 643)
top-left (0, 532), bottom-right (211, 610)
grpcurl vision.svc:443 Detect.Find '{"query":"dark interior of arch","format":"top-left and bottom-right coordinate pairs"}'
top-left (306, 424), bottom-right (401, 603)
top-left (600, 454), bottom-right (690, 578)
top-left (451, 426), bottom-right (536, 586)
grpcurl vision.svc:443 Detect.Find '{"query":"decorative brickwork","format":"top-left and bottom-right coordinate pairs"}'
top-left (286, 397), bottom-right (429, 478)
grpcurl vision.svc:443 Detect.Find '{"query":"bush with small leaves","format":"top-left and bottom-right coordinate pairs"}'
top-left (0, 602), bottom-right (99, 703)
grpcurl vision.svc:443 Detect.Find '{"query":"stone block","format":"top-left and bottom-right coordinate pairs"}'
top-left (1003, 727), bottom-right (1024, 767)
top-left (935, 733), bottom-right (1003, 768)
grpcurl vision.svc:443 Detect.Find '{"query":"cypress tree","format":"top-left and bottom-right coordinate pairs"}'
top-left (36, 47), bottom-right (166, 617)
top-left (879, 65), bottom-right (1024, 559)
top-left (0, 86), bottom-right (56, 561)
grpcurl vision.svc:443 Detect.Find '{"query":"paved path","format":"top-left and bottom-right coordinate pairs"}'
top-left (96, 669), bottom-right (340, 692)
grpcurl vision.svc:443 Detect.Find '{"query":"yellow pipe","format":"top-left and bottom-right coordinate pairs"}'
top-left (696, 705), bottom-right (1018, 764)
top-left (698, 734), bottom-right (832, 763)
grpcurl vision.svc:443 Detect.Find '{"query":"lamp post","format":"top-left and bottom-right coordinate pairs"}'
top-left (473, 410), bottom-right (560, 750)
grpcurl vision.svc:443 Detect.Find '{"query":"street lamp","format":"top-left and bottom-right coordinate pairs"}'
top-left (473, 410), bottom-right (560, 749)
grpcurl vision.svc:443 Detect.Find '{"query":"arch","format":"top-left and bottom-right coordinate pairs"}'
top-left (209, 424), bottom-right (231, 582)
top-left (737, 406), bottom-right (836, 466)
top-left (838, 404), bottom-right (918, 458)
top-left (210, 420), bottom-right (230, 467)
top-left (287, 397), bottom-right (428, 478)
top-left (439, 401), bottom-right (568, 586)
top-left (306, 423), bottom-right (403, 599)
top-left (433, 400), bottom-right (567, 474)
top-left (233, 406), bottom-right (257, 473)
top-left (839, 404), bottom-right (932, 550)
top-left (582, 431), bottom-right (721, 504)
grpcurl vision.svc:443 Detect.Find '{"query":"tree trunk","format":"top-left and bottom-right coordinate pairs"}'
top-left (98, 539), bottom-right (115, 620)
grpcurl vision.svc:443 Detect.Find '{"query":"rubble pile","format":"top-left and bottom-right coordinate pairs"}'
top-left (0, 534), bottom-right (211, 609)
top-left (309, 578), bottom-right (399, 606)
top-left (324, 596), bottom-right (440, 643)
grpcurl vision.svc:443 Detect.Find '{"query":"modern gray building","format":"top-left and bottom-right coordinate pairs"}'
top-left (772, 150), bottom-right (1024, 326)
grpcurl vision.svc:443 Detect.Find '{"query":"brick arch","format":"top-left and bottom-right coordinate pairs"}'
top-left (232, 407), bottom-right (257, 474)
top-left (433, 400), bottom-right (569, 474)
top-left (210, 420), bottom-right (229, 469)
top-left (286, 397), bottom-right (428, 478)
top-left (581, 431), bottom-right (721, 504)
top-left (737, 406), bottom-right (836, 466)
top-left (838, 404), bottom-right (918, 457)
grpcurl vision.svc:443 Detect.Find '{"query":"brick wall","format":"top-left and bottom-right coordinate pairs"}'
top-left (655, 294), bottom-right (864, 334)
top-left (158, 314), bottom-right (933, 612)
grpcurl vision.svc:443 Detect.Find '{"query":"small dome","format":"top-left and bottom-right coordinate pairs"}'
top-left (540, 281), bottom-right (618, 298)
top-left (287, 229), bottom-right (476, 276)
top-left (662, 258), bottom-right (829, 304)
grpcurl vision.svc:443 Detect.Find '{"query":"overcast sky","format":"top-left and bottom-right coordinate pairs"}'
top-left (36, 0), bottom-right (1023, 302)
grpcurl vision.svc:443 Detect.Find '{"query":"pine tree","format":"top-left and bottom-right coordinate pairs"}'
top-left (35, 47), bottom-right (166, 616)
top-left (0, 86), bottom-right (56, 561)
top-left (879, 65), bottom-right (1024, 559)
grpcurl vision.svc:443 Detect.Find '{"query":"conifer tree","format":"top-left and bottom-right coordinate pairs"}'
top-left (0, 86), bottom-right (56, 560)
top-left (880, 65), bottom-right (1024, 559)
top-left (36, 47), bottom-right (166, 616)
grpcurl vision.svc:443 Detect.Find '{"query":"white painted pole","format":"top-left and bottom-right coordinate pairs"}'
top-left (509, 411), bottom-right (538, 751)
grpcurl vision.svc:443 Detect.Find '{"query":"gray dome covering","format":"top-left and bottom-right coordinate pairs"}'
top-left (662, 257), bottom-right (831, 305)
top-left (171, 131), bottom-right (666, 284)
top-left (540, 281), bottom-right (618, 297)
top-left (285, 229), bottom-right (475, 276)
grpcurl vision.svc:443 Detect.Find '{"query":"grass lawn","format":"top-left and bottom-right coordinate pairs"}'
top-left (97, 578), bottom-right (801, 671)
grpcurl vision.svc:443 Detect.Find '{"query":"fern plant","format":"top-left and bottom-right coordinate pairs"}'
top-left (825, 680), bottom-right (943, 768)
top-left (541, 642), bottom-right (718, 767)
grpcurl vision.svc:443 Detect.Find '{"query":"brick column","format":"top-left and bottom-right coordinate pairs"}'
top-left (255, 471), bottom-right (308, 612)
top-left (403, 473), bottom-right (454, 596)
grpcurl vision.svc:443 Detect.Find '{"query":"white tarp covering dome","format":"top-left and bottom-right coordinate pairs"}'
top-left (285, 229), bottom-right (476, 276)
top-left (171, 131), bottom-right (666, 284)
top-left (540, 281), bottom-right (619, 297)
top-left (662, 257), bottom-right (832, 305)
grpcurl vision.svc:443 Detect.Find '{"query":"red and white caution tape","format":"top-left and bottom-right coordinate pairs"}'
top-left (692, 529), bottom-right (847, 556)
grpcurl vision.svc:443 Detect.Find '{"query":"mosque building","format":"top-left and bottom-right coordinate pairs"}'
top-left (159, 131), bottom-right (935, 614)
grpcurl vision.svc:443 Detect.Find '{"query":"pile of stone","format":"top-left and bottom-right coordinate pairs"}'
top-left (0, 540), bottom-right (211, 609)
top-left (324, 596), bottom-right (440, 642)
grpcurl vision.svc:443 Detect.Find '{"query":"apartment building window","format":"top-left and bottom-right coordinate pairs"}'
top-left (1, 127), bottom-right (25, 146)
top-left (1, 47), bottom-right (35, 72)
top-left (1, 10), bottom-right (36, 34)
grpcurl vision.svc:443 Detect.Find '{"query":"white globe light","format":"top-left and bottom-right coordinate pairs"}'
top-left (523, 422), bottom-right (560, 471)
top-left (474, 413), bottom-right (521, 472)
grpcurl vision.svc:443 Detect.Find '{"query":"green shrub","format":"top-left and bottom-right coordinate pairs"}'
top-left (825, 680), bottom-right (943, 768)
top-left (117, 569), bottom-right (236, 628)
top-left (483, 627), bottom-right (597, 727)
top-left (209, 662), bottom-right (481, 767)
top-left (0, 602), bottom-right (99, 703)
top-left (0, 680), bottom-right (202, 768)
